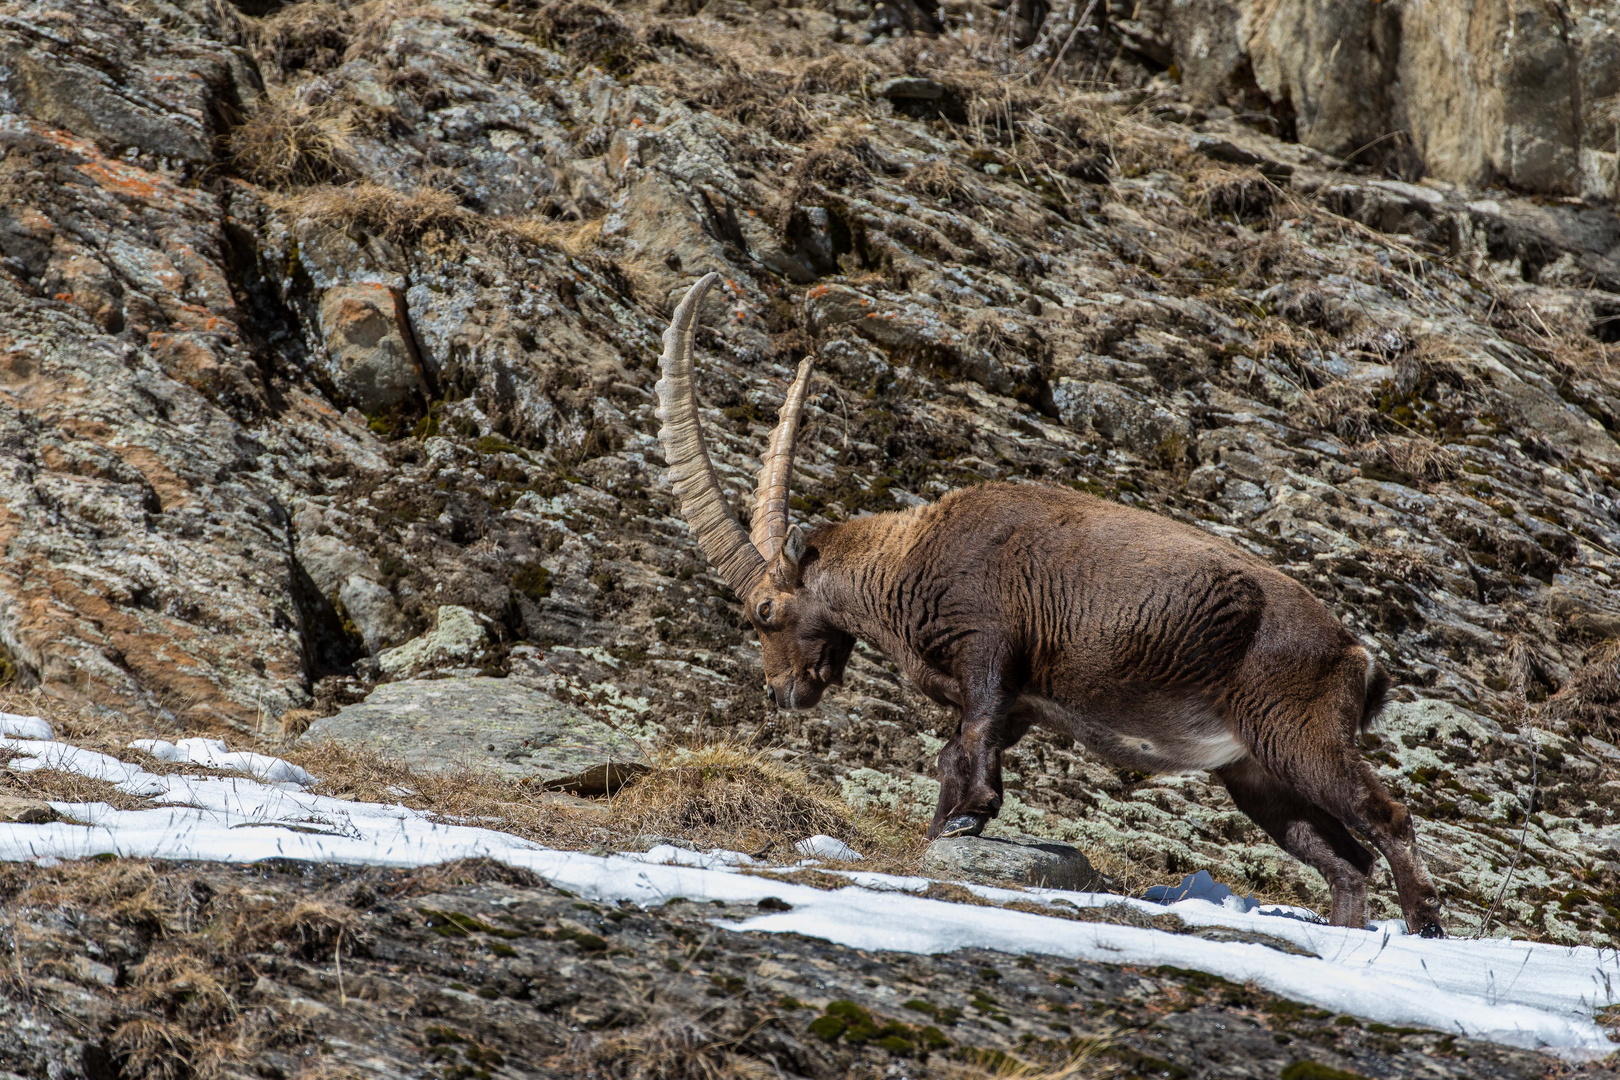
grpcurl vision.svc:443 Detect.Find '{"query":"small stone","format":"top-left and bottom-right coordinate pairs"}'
top-left (873, 76), bottom-right (946, 101)
top-left (304, 676), bottom-right (646, 781)
top-left (0, 795), bottom-right (58, 824)
top-left (921, 834), bottom-right (1098, 891)
top-left (70, 955), bottom-right (118, 986)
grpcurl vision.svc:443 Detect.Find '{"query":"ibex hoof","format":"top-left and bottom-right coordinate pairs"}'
top-left (936, 814), bottom-right (988, 839)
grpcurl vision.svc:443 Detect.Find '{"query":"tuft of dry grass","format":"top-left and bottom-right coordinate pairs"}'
top-left (285, 735), bottom-right (923, 867)
top-left (1192, 170), bottom-right (1278, 224)
top-left (905, 158), bottom-right (968, 203)
top-left (1546, 638), bottom-right (1620, 739)
top-left (228, 96), bottom-right (357, 189)
top-left (267, 182), bottom-right (466, 246)
top-left (937, 1043), bottom-right (1110, 1080)
top-left (270, 182), bottom-right (608, 261)
top-left (589, 1017), bottom-right (776, 1080)
top-left (609, 742), bottom-right (888, 856)
top-left (511, 216), bottom-right (606, 257)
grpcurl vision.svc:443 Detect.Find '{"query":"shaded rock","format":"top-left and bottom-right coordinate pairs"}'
top-left (304, 676), bottom-right (646, 780)
top-left (337, 576), bottom-right (412, 655)
top-left (921, 834), bottom-right (1099, 891)
top-left (316, 284), bottom-right (428, 413)
top-left (873, 76), bottom-right (945, 101)
top-left (542, 761), bottom-right (650, 797)
top-left (377, 605), bottom-right (489, 678)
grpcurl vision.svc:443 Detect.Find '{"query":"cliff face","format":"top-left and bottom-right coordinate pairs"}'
top-left (2, 0), bottom-right (1620, 942)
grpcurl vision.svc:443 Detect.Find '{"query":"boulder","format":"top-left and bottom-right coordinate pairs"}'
top-left (316, 284), bottom-right (429, 413)
top-left (921, 834), bottom-right (1100, 891)
top-left (303, 676), bottom-right (646, 781)
top-left (0, 794), bottom-right (58, 824)
top-left (1146, 0), bottom-right (1618, 197)
top-left (377, 605), bottom-right (488, 678)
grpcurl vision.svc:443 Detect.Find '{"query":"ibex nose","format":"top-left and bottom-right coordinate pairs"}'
top-left (764, 684), bottom-right (777, 708)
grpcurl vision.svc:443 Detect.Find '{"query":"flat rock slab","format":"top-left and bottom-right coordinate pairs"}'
top-left (921, 833), bottom-right (1099, 891)
top-left (304, 677), bottom-right (645, 781)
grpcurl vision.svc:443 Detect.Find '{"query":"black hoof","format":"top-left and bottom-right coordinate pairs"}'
top-left (936, 814), bottom-right (987, 839)
top-left (1417, 921), bottom-right (1445, 939)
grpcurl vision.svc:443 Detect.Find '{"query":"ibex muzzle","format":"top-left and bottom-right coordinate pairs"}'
top-left (656, 273), bottom-right (1444, 937)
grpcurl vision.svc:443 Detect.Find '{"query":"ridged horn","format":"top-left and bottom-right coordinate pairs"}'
top-left (751, 355), bottom-right (817, 562)
top-left (655, 272), bottom-right (766, 596)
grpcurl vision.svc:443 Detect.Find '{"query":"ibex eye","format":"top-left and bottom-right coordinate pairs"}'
top-left (757, 601), bottom-right (773, 622)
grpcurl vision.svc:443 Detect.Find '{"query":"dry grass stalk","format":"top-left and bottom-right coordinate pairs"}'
top-left (904, 158), bottom-right (969, 203)
top-left (1354, 434), bottom-right (1462, 483)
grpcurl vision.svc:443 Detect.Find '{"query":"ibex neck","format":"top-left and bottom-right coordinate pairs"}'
top-left (802, 511), bottom-right (921, 647)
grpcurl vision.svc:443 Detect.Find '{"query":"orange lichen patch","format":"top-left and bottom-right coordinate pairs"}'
top-left (0, 349), bottom-right (40, 386)
top-left (13, 205), bottom-right (54, 235)
top-left (147, 332), bottom-right (228, 397)
top-left (164, 305), bottom-right (234, 334)
top-left (74, 158), bottom-right (212, 212)
top-left (111, 446), bottom-right (191, 511)
top-left (2, 556), bottom-right (259, 729)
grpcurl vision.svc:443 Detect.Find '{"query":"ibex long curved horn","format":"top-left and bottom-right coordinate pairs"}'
top-left (751, 355), bottom-right (816, 563)
top-left (656, 273), bottom-right (766, 596)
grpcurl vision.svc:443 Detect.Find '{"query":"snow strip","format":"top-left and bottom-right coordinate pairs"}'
top-left (130, 738), bottom-right (314, 786)
top-left (0, 724), bottom-right (1615, 1060)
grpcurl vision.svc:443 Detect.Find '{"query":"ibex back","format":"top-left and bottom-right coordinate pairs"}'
top-left (656, 273), bottom-right (1443, 937)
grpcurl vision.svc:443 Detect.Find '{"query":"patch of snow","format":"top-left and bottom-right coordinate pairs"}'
top-left (0, 713), bottom-right (53, 740)
top-left (0, 737), bottom-right (1615, 1060)
top-left (129, 738), bottom-right (314, 786)
top-left (630, 845), bottom-right (758, 869)
top-left (795, 834), bottom-right (863, 861)
top-left (1144, 869), bottom-right (1254, 911)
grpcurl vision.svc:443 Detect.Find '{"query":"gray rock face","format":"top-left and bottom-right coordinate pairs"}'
top-left (921, 834), bottom-right (1100, 891)
top-left (1142, 0), bottom-right (1620, 198)
top-left (304, 676), bottom-right (646, 780)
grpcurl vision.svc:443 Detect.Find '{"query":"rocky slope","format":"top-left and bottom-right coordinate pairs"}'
top-left (3, 0), bottom-right (1620, 983)
top-left (5, 857), bottom-right (1607, 1080)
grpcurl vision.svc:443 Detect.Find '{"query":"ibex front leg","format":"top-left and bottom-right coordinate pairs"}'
top-left (928, 645), bottom-right (1032, 839)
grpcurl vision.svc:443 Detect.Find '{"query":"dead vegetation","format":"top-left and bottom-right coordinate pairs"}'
top-left (1546, 638), bottom-right (1620, 740)
top-left (286, 735), bottom-right (923, 868)
top-left (227, 96), bottom-right (357, 189)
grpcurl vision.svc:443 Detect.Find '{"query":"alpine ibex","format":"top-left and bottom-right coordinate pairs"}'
top-left (655, 273), bottom-right (1443, 937)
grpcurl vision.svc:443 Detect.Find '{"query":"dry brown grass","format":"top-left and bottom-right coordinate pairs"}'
top-left (228, 96), bottom-right (357, 189)
top-left (1546, 638), bottom-right (1620, 739)
top-left (269, 183), bottom-right (607, 261)
top-left (0, 767), bottom-right (151, 811)
top-left (938, 1043), bottom-right (1111, 1080)
top-left (905, 158), bottom-right (969, 203)
top-left (286, 735), bottom-right (923, 866)
top-left (589, 1017), bottom-right (776, 1080)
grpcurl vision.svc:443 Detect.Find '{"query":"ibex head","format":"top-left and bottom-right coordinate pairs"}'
top-left (655, 273), bottom-right (854, 710)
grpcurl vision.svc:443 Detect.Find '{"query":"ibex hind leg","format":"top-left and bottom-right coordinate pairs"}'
top-left (1217, 758), bottom-right (1374, 928)
top-left (1239, 672), bottom-right (1444, 937)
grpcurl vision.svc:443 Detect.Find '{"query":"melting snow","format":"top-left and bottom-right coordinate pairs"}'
top-left (0, 716), bottom-right (1616, 1060)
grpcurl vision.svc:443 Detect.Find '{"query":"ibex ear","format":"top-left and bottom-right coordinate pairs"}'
top-left (782, 525), bottom-right (807, 568)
